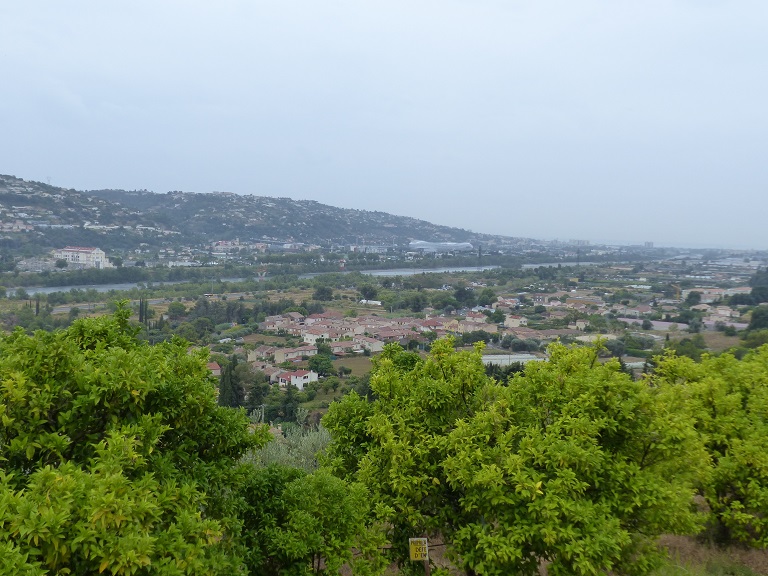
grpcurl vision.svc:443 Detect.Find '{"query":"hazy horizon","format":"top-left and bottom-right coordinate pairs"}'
top-left (2, 2), bottom-right (767, 250)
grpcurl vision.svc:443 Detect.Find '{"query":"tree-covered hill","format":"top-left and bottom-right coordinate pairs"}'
top-left (86, 188), bottom-right (505, 246)
top-left (0, 175), bottom-right (172, 253)
top-left (0, 174), bottom-right (525, 254)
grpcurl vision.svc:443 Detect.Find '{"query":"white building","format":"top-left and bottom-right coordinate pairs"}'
top-left (277, 370), bottom-right (318, 391)
top-left (52, 246), bottom-right (113, 269)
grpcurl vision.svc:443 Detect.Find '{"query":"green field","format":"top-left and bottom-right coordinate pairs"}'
top-left (331, 355), bottom-right (373, 376)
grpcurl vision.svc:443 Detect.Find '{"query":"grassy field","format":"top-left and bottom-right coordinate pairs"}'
top-left (699, 331), bottom-right (742, 353)
top-left (664, 330), bottom-right (742, 354)
top-left (331, 355), bottom-right (373, 377)
top-left (299, 387), bottom-right (345, 411)
top-left (656, 536), bottom-right (767, 576)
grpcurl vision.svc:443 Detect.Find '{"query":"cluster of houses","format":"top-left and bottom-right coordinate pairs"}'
top-left (0, 220), bottom-right (34, 232)
top-left (209, 283), bottom-right (755, 390)
top-left (206, 358), bottom-right (321, 392)
top-left (222, 301), bottom-right (606, 389)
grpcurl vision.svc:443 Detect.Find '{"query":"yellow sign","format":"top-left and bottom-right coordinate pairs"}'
top-left (409, 537), bottom-right (428, 561)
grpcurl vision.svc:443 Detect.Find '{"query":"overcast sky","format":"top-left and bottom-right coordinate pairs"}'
top-left (1, 2), bottom-right (766, 249)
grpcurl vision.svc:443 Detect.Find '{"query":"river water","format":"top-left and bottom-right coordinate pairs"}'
top-left (20, 265), bottom-right (501, 296)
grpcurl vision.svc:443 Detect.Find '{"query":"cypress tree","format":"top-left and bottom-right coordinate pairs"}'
top-left (218, 356), bottom-right (244, 408)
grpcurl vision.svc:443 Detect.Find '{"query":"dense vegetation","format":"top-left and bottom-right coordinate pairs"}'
top-left (325, 341), bottom-right (711, 575)
top-left (0, 307), bottom-right (378, 575)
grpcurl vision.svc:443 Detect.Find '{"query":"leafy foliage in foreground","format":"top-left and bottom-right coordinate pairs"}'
top-left (652, 347), bottom-right (768, 547)
top-left (238, 465), bottom-right (384, 576)
top-left (324, 340), bottom-right (709, 576)
top-left (0, 307), bottom-right (382, 575)
top-left (0, 305), bottom-right (267, 575)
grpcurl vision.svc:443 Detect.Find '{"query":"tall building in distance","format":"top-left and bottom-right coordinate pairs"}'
top-left (52, 246), bottom-right (113, 269)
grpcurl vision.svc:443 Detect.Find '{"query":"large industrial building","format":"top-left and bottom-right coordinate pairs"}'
top-left (408, 240), bottom-right (474, 253)
top-left (52, 246), bottom-right (113, 269)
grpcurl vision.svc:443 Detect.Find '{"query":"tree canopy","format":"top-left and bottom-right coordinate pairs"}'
top-left (748, 305), bottom-right (768, 331)
top-left (651, 346), bottom-right (768, 547)
top-left (323, 339), bottom-right (708, 576)
top-left (0, 305), bottom-right (268, 575)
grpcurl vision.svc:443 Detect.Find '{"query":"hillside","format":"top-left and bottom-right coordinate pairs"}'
top-left (85, 188), bottom-right (504, 246)
top-left (0, 174), bottom-right (523, 254)
top-left (0, 175), bottom-right (170, 253)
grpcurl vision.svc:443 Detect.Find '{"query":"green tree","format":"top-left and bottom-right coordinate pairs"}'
top-left (308, 354), bottom-right (334, 376)
top-left (241, 367), bottom-right (270, 416)
top-left (652, 347), bottom-right (768, 546)
top-left (263, 383), bottom-right (285, 423)
top-left (192, 316), bottom-right (215, 338)
top-left (453, 284), bottom-right (475, 307)
top-left (312, 286), bottom-right (333, 301)
top-left (166, 301), bottom-right (187, 319)
top-left (446, 343), bottom-right (706, 576)
top-left (218, 355), bottom-right (245, 408)
top-left (68, 306), bottom-right (81, 322)
top-left (316, 341), bottom-right (333, 356)
top-left (476, 287), bottom-right (497, 307)
top-left (743, 329), bottom-right (768, 349)
top-left (667, 335), bottom-right (707, 361)
top-left (485, 308), bottom-right (505, 324)
top-left (174, 321), bottom-right (199, 342)
top-left (280, 384), bottom-right (301, 423)
top-left (484, 360), bottom-right (525, 384)
top-left (430, 291), bottom-right (458, 312)
top-left (685, 291), bottom-right (702, 306)
top-left (359, 284), bottom-right (378, 301)
top-left (0, 305), bottom-right (267, 575)
top-left (237, 465), bottom-right (381, 576)
top-left (751, 286), bottom-right (768, 304)
top-left (748, 305), bottom-right (768, 331)
top-left (324, 340), bottom-right (706, 576)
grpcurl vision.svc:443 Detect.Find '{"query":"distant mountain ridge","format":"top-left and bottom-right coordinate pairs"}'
top-left (0, 174), bottom-right (524, 253)
top-left (85, 188), bottom-right (507, 245)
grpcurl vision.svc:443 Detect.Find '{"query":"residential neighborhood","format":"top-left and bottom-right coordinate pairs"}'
top-left (193, 251), bottom-right (768, 411)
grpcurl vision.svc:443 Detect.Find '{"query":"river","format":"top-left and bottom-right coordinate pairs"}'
top-left (19, 265), bottom-right (501, 296)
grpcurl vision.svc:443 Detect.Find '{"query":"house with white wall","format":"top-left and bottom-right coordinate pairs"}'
top-left (52, 246), bottom-right (113, 269)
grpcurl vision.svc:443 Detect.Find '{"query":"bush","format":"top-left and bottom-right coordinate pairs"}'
top-left (0, 305), bottom-right (267, 574)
